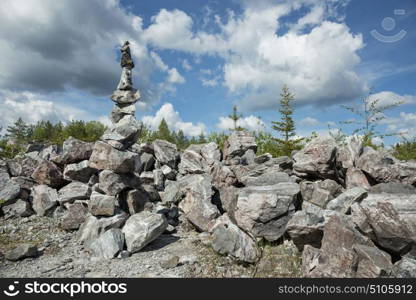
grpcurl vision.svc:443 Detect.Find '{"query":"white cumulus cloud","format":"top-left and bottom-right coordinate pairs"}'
top-left (368, 91), bottom-right (416, 107)
top-left (0, 90), bottom-right (94, 130)
top-left (141, 1), bottom-right (366, 111)
top-left (299, 117), bottom-right (320, 127)
top-left (217, 115), bottom-right (266, 131)
top-left (141, 103), bottom-right (205, 137)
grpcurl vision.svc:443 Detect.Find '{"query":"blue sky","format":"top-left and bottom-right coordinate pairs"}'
top-left (0, 0), bottom-right (415, 145)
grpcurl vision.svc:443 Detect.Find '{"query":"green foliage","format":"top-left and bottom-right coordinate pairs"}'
top-left (197, 132), bottom-right (207, 144)
top-left (0, 139), bottom-right (25, 159)
top-left (303, 131), bottom-right (318, 144)
top-left (30, 120), bottom-right (106, 145)
top-left (271, 85), bottom-right (303, 156)
top-left (173, 130), bottom-right (189, 150)
top-left (155, 118), bottom-right (174, 143)
top-left (393, 137), bottom-right (416, 161)
top-left (255, 131), bottom-right (285, 157)
top-left (228, 105), bottom-right (244, 131)
top-left (137, 123), bottom-right (155, 144)
top-left (207, 132), bottom-right (228, 150)
top-left (0, 118), bottom-right (106, 159)
top-left (5, 118), bottom-right (33, 144)
top-left (338, 90), bottom-right (403, 146)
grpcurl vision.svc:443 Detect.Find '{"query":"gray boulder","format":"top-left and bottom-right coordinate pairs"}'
top-left (370, 182), bottom-right (416, 194)
top-left (122, 211), bottom-right (168, 253)
top-left (2, 199), bottom-right (33, 218)
top-left (178, 174), bottom-right (220, 232)
top-left (142, 184), bottom-right (161, 202)
top-left (160, 181), bottom-right (183, 205)
top-left (152, 139), bottom-right (179, 169)
top-left (0, 172), bottom-right (20, 204)
top-left (390, 257), bottom-right (416, 278)
top-left (58, 181), bottom-right (91, 204)
top-left (356, 149), bottom-right (416, 185)
top-left (345, 167), bottom-right (370, 189)
top-left (31, 185), bottom-right (58, 216)
top-left (293, 136), bottom-right (337, 179)
top-left (98, 170), bottom-right (136, 196)
top-left (78, 211), bottom-right (129, 246)
top-left (52, 137), bottom-right (93, 164)
top-left (351, 193), bottom-right (416, 255)
top-left (31, 160), bottom-right (64, 188)
top-left (125, 189), bottom-right (149, 214)
top-left (336, 135), bottom-right (363, 170)
top-left (88, 228), bottom-right (125, 259)
top-left (110, 103), bottom-right (136, 123)
top-left (240, 165), bottom-right (293, 187)
top-left (303, 214), bottom-right (392, 278)
top-left (210, 163), bottom-right (237, 189)
top-left (63, 160), bottom-right (97, 183)
top-left (286, 209), bottom-right (334, 250)
top-left (254, 153), bottom-right (272, 164)
top-left (326, 187), bottom-right (368, 214)
top-left (110, 89), bottom-right (140, 104)
top-left (139, 171), bottom-right (154, 185)
top-left (153, 169), bottom-right (164, 191)
top-left (216, 186), bottom-right (239, 214)
top-left (241, 149), bottom-right (256, 165)
top-left (89, 141), bottom-right (140, 174)
top-left (101, 115), bottom-right (141, 148)
top-left (234, 182), bottom-right (300, 241)
top-left (300, 179), bottom-right (343, 209)
top-left (5, 244), bottom-right (38, 261)
top-left (60, 202), bottom-right (89, 230)
top-left (11, 176), bottom-right (37, 191)
top-left (88, 191), bottom-right (118, 216)
top-left (161, 165), bottom-right (176, 180)
top-left (178, 149), bottom-right (205, 175)
top-left (223, 130), bottom-right (257, 160)
top-left (39, 144), bottom-right (61, 161)
top-left (271, 156), bottom-right (293, 170)
top-left (7, 153), bottom-right (42, 177)
top-left (201, 142), bottom-right (221, 165)
top-left (139, 152), bottom-right (155, 172)
top-left (209, 214), bottom-right (260, 263)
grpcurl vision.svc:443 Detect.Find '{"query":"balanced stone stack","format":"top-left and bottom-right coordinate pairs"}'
top-left (84, 41), bottom-right (168, 257)
top-left (101, 41), bottom-right (141, 150)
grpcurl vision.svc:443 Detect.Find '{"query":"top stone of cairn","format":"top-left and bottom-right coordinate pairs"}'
top-left (111, 41), bottom-right (140, 103)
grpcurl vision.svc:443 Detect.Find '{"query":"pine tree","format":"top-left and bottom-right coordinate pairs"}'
top-left (157, 119), bottom-right (173, 142)
top-left (197, 132), bottom-right (207, 144)
top-left (6, 118), bottom-right (32, 143)
top-left (228, 105), bottom-right (244, 131)
top-left (272, 85), bottom-right (303, 156)
top-left (175, 130), bottom-right (189, 149)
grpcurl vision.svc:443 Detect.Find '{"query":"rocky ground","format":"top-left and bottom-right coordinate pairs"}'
top-left (0, 215), bottom-right (301, 278)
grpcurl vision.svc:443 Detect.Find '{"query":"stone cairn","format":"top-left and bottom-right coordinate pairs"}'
top-left (101, 40), bottom-right (141, 150)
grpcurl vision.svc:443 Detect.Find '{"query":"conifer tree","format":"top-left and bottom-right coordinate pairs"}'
top-left (157, 118), bottom-right (173, 142)
top-left (175, 129), bottom-right (189, 149)
top-left (229, 105), bottom-right (244, 131)
top-left (6, 118), bottom-right (32, 143)
top-left (272, 85), bottom-right (303, 155)
top-left (198, 132), bottom-right (207, 144)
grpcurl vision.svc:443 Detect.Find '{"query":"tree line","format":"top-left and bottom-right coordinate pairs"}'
top-left (1, 86), bottom-right (415, 160)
